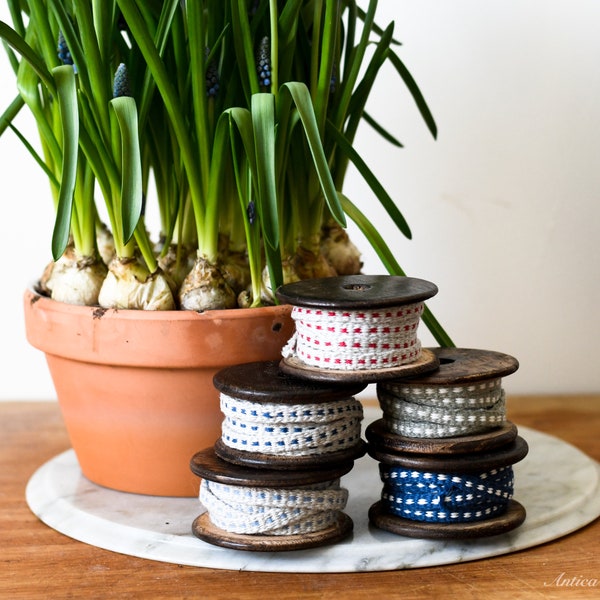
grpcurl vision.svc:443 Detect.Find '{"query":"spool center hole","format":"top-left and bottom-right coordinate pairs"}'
top-left (439, 357), bottom-right (456, 365)
top-left (342, 283), bottom-right (372, 292)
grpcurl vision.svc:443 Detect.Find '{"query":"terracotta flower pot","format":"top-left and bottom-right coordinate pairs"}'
top-left (23, 288), bottom-right (294, 497)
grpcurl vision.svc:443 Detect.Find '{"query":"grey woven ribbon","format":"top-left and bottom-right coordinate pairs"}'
top-left (377, 379), bottom-right (506, 438)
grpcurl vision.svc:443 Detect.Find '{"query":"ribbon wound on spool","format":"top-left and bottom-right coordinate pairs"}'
top-left (200, 478), bottom-right (348, 535)
top-left (378, 379), bottom-right (506, 438)
top-left (282, 304), bottom-right (424, 370)
top-left (220, 394), bottom-right (363, 456)
top-left (379, 465), bottom-right (514, 523)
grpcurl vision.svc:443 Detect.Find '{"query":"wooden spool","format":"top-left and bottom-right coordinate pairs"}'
top-left (190, 447), bottom-right (354, 551)
top-left (383, 346), bottom-right (520, 386)
top-left (367, 431), bottom-right (529, 539)
top-left (376, 347), bottom-right (519, 439)
top-left (365, 418), bottom-right (519, 456)
top-left (213, 360), bottom-right (367, 469)
top-left (276, 275), bottom-right (440, 383)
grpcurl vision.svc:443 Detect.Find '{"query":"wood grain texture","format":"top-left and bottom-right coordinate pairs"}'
top-left (212, 437), bottom-right (367, 471)
top-left (192, 512), bottom-right (353, 552)
top-left (365, 418), bottom-right (518, 455)
top-left (190, 446), bottom-right (354, 485)
top-left (275, 275), bottom-right (438, 308)
top-left (1, 396), bottom-right (599, 599)
top-left (367, 436), bottom-right (529, 473)
top-left (368, 499), bottom-right (526, 540)
top-left (279, 348), bottom-right (439, 384)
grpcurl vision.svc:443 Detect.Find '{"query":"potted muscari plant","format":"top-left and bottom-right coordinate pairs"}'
top-left (1, 0), bottom-right (452, 497)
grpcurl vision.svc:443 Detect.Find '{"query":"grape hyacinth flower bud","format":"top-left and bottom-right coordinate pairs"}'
top-left (205, 48), bottom-right (220, 98)
top-left (330, 63), bottom-right (338, 94)
top-left (246, 200), bottom-right (257, 225)
top-left (249, 0), bottom-right (260, 18)
top-left (113, 63), bottom-right (132, 98)
top-left (57, 31), bottom-right (77, 73)
top-left (256, 36), bottom-right (271, 89)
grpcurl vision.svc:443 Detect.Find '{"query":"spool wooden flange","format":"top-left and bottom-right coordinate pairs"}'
top-left (276, 275), bottom-right (440, 383)
top-left (275, 275), bottom-right (438, 308)
top-left (214, 437), bottom-right (367, 470)
top-left (368, 499), bottom-right (526, 540)
top-left (367, 430), bottom-right (529, 539)
top-left (367, 435), bottom-right (529, 474)
top-left (213, 360), bottom-right (367, 469)
top-left (213, 359), bottom-right (367, 401)
top-left (279, 348), bottom-right (439, 384)
top-left (380, 346), bottom-right (519, 387)
top-left (190, 446), bottom-right (354, 486)
top-left (192, 512), bottom-right (353, 552)
top-left (190, 447), bottom-right (354, 551)
top-left (365, 418), bottom-right (519, 456)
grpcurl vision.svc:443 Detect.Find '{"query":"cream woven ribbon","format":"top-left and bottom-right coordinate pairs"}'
top-left (220, 393), bottom-right (363, 456)
top-left (282, 303), bottom-right (424, 370)
top-left (378, 379), bottom-right (506, 438)
top-left (200, 479), bottom-right (348, 534)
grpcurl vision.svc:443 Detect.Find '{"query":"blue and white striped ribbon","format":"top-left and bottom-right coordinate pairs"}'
top-left (379, 465), bottom-right (514, 523)
top-left (220, 393), bottom-right (363, 456)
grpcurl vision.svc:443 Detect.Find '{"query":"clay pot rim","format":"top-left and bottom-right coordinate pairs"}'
top-left (25, 285), bottom-right (291, 322)
top-left (23, 286), bottom-right (294, 368)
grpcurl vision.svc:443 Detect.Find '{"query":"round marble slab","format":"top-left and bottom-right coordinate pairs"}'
top-left (26, 410), bottom-right (600, 573)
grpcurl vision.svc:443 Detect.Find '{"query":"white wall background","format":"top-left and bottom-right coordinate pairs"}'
top-left (1, 1), bottom-right (599, 400)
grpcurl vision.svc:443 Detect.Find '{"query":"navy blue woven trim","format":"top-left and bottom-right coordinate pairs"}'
top-left (379, 466), bottom-right (514, 523)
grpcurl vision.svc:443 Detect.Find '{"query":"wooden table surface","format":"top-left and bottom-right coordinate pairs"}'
top-left (1, 396), bottom-right (599, 599)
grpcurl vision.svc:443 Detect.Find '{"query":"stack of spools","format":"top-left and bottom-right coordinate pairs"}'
top-left (190, 360), bottom-right (367, 551)
top-left (190, 274), bottom-right (529, 549)
top-left (367, 347), bottom-right (528, 538)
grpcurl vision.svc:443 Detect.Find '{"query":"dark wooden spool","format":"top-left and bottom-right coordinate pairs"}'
top-left (368, 499), bottom-right (526, 540)
top-left (190, 447), bottom-right (354, 551)
top-left (275, 275), bottom-right (440, 383)
top-left (367, 435), bottom-right (529, 474)
top-left (380, 346), bottom-right (519, 387)
top-left (367, 425), bottom-right (529, 539)
top-left (375, 347), bottom-right (519, 442)
top-left (213, 360), bottom-right (367, 470)
top-left (365, 418), bottom-right (519, 456)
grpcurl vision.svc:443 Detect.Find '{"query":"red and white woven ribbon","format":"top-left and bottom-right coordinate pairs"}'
top-left (282, 303), bottom-right (425, 371)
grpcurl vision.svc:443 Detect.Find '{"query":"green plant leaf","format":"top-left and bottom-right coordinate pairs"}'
top-left (7, 0), bottom-right (26, 38)
top-left (251, 93), bottom-right (279, 250)
top-left (388, 49), bottom-right (438, 140)
top-left (51, 65), bottom-right (79, 261)
top-left (0, 94), bottom-right (24, 137)
top-left (110, 96), bottom-right (143, 245)
top-left (116, 0), bottom-right (205, 225)
top-left (0, 21), bottom-right (55, 92)
top-left (282, 82), bottom-right (346, 227)
top-left (8, 123), bottom-right (60, 189)
top-left (361, 111), bottom-right (403, 147)
top-left (338, 192), bottom-right (454, 347)
top-left (326, 119), bottom-right (412, 239)
top-left (226, 107), bottom-right (257, 171)
top-left (230, 0), bottom-right (260, 101)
